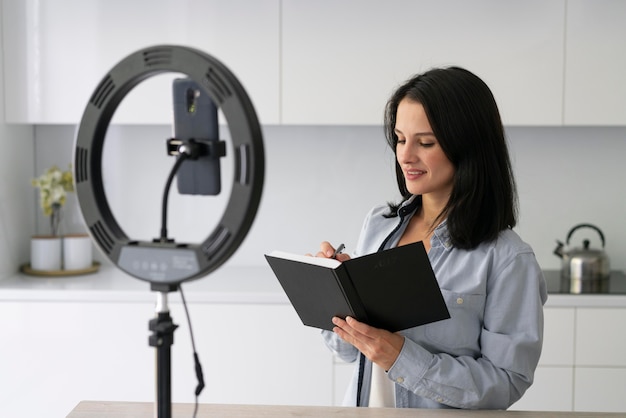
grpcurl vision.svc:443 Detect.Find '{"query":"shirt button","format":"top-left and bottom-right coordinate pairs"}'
top-left (436, 397), bottom-right (444, 403)
top-left (456, 297), bottom-right (464, 305)
top-left (396, 377), bottom-right (404, 383)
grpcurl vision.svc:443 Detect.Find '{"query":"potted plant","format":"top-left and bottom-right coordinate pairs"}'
top-left (30, 164), bottom-right (74, 271)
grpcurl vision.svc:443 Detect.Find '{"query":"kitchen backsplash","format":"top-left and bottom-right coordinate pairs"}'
top-left (31, 124), bottom-right (626, 272)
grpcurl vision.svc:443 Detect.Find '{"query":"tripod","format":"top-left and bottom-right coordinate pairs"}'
top-left (149, 283), bottom-right (179, 418)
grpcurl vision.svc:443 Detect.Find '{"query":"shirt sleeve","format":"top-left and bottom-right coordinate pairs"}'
top-left (321, 329), bottom-right (359, 364)
top-left (385, 251), bottom-right (547, 409)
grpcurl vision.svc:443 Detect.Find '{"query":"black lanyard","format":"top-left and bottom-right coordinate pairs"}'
top-left (355, 200), bottom-right (419, 406)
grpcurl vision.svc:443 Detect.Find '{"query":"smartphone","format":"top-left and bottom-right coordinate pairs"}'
top-left (172, 78), bottom-right (222, 195)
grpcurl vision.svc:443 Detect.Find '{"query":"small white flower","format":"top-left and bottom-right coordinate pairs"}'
top-left (31, 165), bottom-right (74, 235)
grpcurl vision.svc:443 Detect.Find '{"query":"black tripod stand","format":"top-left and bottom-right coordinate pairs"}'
top-left (149, 283), bottom-right (179, 418)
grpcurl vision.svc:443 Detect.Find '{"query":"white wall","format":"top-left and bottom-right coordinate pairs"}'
top-left (33, 124), bottom-right (626, 273)
top-left (0, 2), bottom-right (36, 279)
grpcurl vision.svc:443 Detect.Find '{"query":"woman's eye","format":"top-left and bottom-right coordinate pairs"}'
top-left (420, 142), bottom-right (435, 148)
top-left (397, 139), bottom-right (406, 144)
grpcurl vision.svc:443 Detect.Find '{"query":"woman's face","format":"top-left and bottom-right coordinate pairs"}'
top-left (395, 98), bottom-right (455, 200)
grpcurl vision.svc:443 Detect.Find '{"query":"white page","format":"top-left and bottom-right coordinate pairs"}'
top-left (267, 251), bottom-right (342, 269)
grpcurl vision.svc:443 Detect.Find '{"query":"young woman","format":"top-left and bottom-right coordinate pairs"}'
top-left (317, 67), bottom-right (547, 409)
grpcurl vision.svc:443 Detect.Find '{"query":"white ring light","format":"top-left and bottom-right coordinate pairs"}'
top-left (74, 45), bottom-right (264, 285)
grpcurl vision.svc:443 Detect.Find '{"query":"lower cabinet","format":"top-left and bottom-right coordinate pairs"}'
top-left (331, 306), bottom-right (626, 412)
top-left (3, 299), bottom-right (625, 416)
top-left (511, 366), bottom-right (574, 411)
top-left (574, 308), bottom-right (626, 412)
top-left (574, 368), bottom-right (626, 412)
top-left (333, 360), bottom-right (355, 406)
top-left (511, 307), bottom-right (576, 411)
top-left (0, 300), bottom-right (334, 417)
top-left (509, 306), bottom-right (626, 412)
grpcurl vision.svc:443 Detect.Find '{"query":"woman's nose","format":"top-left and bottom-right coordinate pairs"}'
top-left (397, 143), bottom-right (415, 164)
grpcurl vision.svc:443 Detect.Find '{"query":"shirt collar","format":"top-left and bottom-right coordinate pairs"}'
top-left (400, 195), bottom-right (453, 250)
top-left (431, 219), bottom-right (453, 250)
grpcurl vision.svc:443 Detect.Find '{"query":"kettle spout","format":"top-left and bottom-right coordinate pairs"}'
top-left (553, 240), bottom-right (565, 259)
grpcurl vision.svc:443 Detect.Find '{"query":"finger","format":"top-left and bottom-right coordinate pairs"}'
top-left (344, 316), bottom-right (375, 339)
top-left (332, 317), bottom-right (359, 345)
top-left (316, 251), bottom-right (350, 262)
top-left (334, 317), bottom-right (404, 370)
top-left (335, 253), bottom-right (351, 262)
top-left (333, 316), bottom-right (372, 342)
top-left (320, 241), bottom-right (335, 258)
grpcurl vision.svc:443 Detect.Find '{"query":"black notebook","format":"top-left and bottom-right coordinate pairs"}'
top-left (264, 242), bottom-right (450, 332)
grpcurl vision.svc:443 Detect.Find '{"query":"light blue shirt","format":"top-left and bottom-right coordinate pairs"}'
top-left (323, 196), bottom-right (548, 409)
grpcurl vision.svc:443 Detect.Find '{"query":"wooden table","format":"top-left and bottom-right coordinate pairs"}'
top-left (67, 401), bottom-right (625, 418)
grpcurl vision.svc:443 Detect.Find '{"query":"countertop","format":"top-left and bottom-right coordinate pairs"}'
top-left (0, 262), bottom-right (288, 304)
top-left (66, 401), bottom-right (625, 418)
top-left (2, 263), bottom-right (626, 308)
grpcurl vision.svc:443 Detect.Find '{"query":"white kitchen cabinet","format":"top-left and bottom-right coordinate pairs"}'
top-left (333, 308), bottom-right (580, 409)
top-left (571, 308), bottom-right (626, 412)
top-left (281, 0), bottom-right (565, 126)
top-left (564, 0), bottom-right (626, 125)
top-left (540, 307), bottom-right (576, 366)
top-left (513, 305), bottom-right (626, 412)
top-left (511, 366), bottom-right (574, 412)
top-left (0, 300), bottom-right (333, 418)
top-left (576, 308), bottom-right (626, 366)
top-left (574, 368), bottom-right (626, 412)
top-left (7, 1), bottom-right (626, 127)
top-left (333, 360), bottom-right (354, 406)
top-left (335, 306), bottom-right (625, 412)
top-left (1, 0), bottom-right (280, 124)
top-left (510, 308), bottom-right (576, 411)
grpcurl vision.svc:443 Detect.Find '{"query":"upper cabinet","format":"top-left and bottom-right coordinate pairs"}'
top-left (1, 0), bottom-right (280, 124)
top-left (564, 0), bottom-right (626, 125)
top-left (3, 0), bottom-right (626, 126)
top-left (281, 0), bottom-right (566, 126)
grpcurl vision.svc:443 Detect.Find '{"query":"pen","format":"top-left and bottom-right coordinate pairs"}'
top-left (331, 243), bottom-right (345, 259)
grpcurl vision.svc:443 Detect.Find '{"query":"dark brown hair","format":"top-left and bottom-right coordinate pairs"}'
top-left (384, 67), bottom-right (518, 249)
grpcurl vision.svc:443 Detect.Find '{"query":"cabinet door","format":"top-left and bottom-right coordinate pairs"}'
top-left (333, 360), bottom-right (355, 406)
top-left (167, 302), bottom-right (334, 406)
top-left (564, 0), bottom-right (626, 125)
top-left (575, 308), bottom-right (626, 366)
top-left (282, 0), bottom-right (565, 125)
top-left (574, 368), bottom-right (626, 412)
top-left (0, 301), bottom-right (155, 418)
top-left (2, 0), bottom-right (280, 124)
top-left (510, 366), bottom-right (574, 411)
top-left (573, 308), bottom-right (626, 413)
top-left (502, 308), bottom-right (576, 411)
top-left (0, 300), bottom-right (333, 418)
top-left (541, 307), bottom-right (576, 366)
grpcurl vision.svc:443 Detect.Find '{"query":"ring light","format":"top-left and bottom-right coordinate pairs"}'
top-left (74, 45), bottom-right (264, 285)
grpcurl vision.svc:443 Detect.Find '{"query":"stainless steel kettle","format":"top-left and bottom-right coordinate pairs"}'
top-left (554, 223), bottom-right (610, 292)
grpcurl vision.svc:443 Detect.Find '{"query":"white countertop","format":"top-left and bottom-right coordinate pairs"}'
top-left (0, 262), bottom-right (289, 304)
top-left (2, 263), bottom-right (626, 308)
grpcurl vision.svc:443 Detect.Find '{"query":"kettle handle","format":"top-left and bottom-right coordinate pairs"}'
top-left (565, 223), bottom-right (606, 248)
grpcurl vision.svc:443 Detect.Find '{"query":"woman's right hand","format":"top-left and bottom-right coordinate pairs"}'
top-left (314, 241), bottom-right (351, 262)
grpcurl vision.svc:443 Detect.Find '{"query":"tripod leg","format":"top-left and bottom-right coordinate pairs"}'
top-left (149, 294), bottom-right (179, 418)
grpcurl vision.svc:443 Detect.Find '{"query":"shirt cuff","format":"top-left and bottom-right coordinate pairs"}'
top-left (386, 336), bottom-right (433, 391)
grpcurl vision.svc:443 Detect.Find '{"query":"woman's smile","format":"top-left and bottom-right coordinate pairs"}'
top-left (403, 168), bottom-right (427, 181)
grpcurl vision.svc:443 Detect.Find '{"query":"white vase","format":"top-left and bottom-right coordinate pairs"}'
top-left (63, 234), bottom-right (93, 270)
top-left (30, 235), bottom-right (62, 271)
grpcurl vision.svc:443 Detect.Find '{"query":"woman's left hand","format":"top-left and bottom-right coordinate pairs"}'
top-left (332, 316), bottom-right (405, 371)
